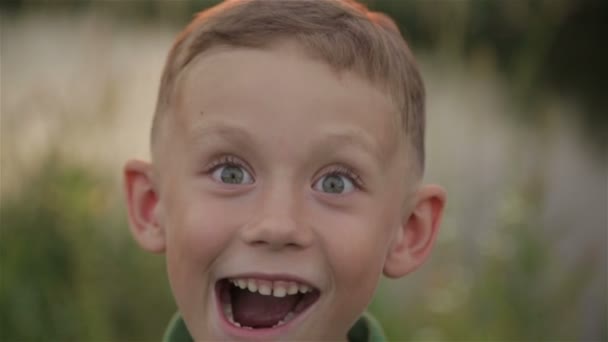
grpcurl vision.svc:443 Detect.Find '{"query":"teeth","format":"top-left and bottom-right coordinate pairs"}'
top-left (247, 279), bottom-right (257, 292)
top-left (223, 281), bottom-right (302, 330)
top-left (258, 283), bottom-right (272, 295)
top-left (287, 282), bottom-right (299, 295)
top-left (227, 277), bottom-right (315, 297)
top-left (272, 319), bottom-right (285, 328)
top-left (225, 307), bottom-right (294, 330)
top-left (225, 278), bottom-right (313, 330)
top-left (225, 309), bottom-right (241, 328)
top-left (223, 302), bottom-right (235, 323)
top-left (284, 311), bottom-right (296, 323)
top-left (269, 311), bottom-right (296, 328)
top-left (273, 285), bottom-right (287, 297)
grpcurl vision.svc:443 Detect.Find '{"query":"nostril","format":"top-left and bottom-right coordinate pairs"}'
top-left (243, 233), bottom-right (305, 250)
top-left (241, 216), bottom-right (312, 249)
top-left (247, 238), bottom-right (300, 249)
top-left (250, 240), bottom-right (268, 247)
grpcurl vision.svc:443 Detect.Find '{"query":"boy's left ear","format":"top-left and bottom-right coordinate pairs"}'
top-left (383, 184), bottom-right (446, 278)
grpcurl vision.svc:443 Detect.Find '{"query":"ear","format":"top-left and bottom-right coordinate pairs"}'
top-left (123, 159), bottom-right (166, 253)
top-left (383, 184), bottom-right (446, 278)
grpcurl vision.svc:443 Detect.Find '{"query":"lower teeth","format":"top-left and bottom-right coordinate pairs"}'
top-left (284, 311), bottom-right (295, 322)
top-left (222, 303), bottom-right (297, 329)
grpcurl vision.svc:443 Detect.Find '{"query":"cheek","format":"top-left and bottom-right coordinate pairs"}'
top-left (314, 212), bottom-right (392, 332)
top-left (162, 190), bottom-right (250, 299)
top-left (316, 206), bottom-right (395, 291)
top-left (314, 192), bottom-right (403, 309)
top-left (329, 223), bottom-right (387, 285)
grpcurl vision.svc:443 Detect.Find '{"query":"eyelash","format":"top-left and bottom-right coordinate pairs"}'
top-left (203, 155), bottom-right (364, 189)
top-left (321, 165), bottom-right (364, 190)
top-left (204, 155), bottom-right (252, 176)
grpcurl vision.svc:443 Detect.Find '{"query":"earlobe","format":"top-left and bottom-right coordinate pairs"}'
top-left (383, 184), bottom-right (446, 278)
top-left (123, 159), bottom-right (166, 253)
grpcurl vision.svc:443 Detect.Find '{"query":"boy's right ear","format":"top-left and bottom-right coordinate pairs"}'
top-left (123, 159), bottom-right (165, 253)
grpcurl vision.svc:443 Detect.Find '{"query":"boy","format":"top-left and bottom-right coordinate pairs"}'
top-left (123, 0), bottom-right (446, 341)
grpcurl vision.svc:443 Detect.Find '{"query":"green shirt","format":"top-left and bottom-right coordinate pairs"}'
top-left (163, 311), bottom-right (386, 342)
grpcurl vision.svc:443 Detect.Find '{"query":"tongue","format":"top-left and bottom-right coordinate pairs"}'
top-left (231, 288), bottom-right (299, 328)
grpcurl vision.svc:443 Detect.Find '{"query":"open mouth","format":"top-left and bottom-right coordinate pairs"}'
top-left (216, 277), bottom-right (320, 330)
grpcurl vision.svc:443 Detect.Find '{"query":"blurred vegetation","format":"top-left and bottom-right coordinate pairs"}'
top-left (2, 0), bottom-right (606, 150)
top-left (0, 154), bottom-right (175, 341)
top-left (1, 0), bottom-right (606, 341)
top-left (370, 178), bottom-right (605, 341)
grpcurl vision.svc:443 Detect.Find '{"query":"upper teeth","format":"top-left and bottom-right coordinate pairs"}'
top-left (229, 278), bottom-right (312, 297)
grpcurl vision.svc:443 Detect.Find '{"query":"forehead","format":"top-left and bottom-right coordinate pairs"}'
top-left (165, 42), bottom-right (404, 165)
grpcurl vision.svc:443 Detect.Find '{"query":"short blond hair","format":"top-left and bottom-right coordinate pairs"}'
top-left (152, 0), bottom-right (426, 170)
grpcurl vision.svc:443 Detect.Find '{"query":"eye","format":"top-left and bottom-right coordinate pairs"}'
top-left (313, 173), bottom-right (356, 194)
top-left (211, 164), bottom-right (254, 185)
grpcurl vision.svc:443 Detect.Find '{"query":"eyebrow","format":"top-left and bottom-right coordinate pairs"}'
top-left (189, 121), bottom-right (253, 144)
top-left (314, 129), bottom-right (385, 164)
top-left (187, 119), bottom-right (391, 168)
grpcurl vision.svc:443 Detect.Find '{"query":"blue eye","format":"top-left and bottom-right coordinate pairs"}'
top-left (313, 173), bottom-right (355, 194)
top-left (211, 164), bottom-right (254, 185)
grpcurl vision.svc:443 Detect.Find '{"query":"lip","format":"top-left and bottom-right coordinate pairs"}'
top-left (213, 273), bottom-right (321, 339)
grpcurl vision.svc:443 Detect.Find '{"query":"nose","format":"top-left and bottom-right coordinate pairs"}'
top-left (240, 183), bottom-right (313, 250)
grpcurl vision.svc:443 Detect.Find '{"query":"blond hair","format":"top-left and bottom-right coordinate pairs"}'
top-left (152, 0), bottom-right (426, 170)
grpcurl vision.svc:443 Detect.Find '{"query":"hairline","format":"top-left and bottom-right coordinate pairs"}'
top-left (151, 0), bottom-right (425, 176)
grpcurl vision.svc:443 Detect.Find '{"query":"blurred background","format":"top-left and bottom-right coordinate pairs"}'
top-left (1, 0), bottom-right (606, 341)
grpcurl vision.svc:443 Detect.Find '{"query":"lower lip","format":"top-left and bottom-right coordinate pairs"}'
top-left (213, 281), bottom-right (318, 339)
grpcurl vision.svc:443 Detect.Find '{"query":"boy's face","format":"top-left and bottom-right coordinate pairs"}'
top-left (128, 42), bottom-right (441, 341)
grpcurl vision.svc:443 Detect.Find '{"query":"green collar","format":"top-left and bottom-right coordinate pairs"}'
top-left (163, 311), bottom-right (386, 342)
